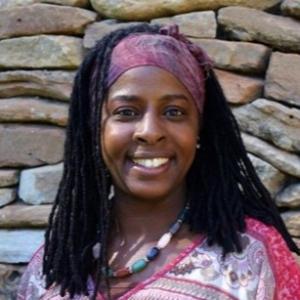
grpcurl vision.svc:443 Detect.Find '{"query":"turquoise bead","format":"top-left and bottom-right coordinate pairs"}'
top-left (131, 259), bottom-right (148, 273)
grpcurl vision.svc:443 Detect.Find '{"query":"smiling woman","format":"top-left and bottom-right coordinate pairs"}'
top-left (17, 24), bottom-right (300, 300)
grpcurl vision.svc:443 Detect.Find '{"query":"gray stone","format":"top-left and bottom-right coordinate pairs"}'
top-left (0, 170), bottom-right (18, 188)
top-left (0, 0), bottom-right (89, 8)
top-left (0, 4), bottom-right (96, 39)
top-left (232, 99), bottom-right (300, 152)
top-left (218, 7), bottom-right (300, 52)
top-left (0, 35), bottom-right (83, 69)
top-left (281, 211), bottom-right (300, 237)
top-left (276, 183), bottom-right (300, 208)
top-left (248, 154), bottom-right (287, 197)
top-left (0, 98), bottom-right (69, 126)
top-left (242, 133), bottom-right (300, 178)
top-left (0, 230), bottom-right (44, 263)
top-left (19, 163), bottom-right (63, 205)
top-left (0, 70), bottom-right (75, 101)
top-left (265, 52), bottom-right (300, 106)
top-left (90, 0), bottom-right (281, 21)
top-left (0, 204), bottom-right (51, 227)
top-left (191, 39), bottom-right (271, 74)
top-left (151, 11), bottom-right (217, 38)
top-left (214, 69), bottom-right (264, 104)
top-left (84, 20), bottom-right (142, 49)
top-left (281, 0), bottom-right (300, 19)
top-left (0, 125), bottom-right (65, 167)
top-left (0, 189), bottom-right (16, 208)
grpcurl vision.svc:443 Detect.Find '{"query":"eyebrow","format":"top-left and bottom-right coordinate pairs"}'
top-left (109, 94), bottom-right (190, 102)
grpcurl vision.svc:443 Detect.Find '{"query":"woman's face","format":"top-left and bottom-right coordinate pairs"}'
top-left (101, 66), bottom-right (199, 201)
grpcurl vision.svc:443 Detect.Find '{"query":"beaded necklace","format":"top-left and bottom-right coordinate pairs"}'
top-left (104, 203), bottom-right (190, 278)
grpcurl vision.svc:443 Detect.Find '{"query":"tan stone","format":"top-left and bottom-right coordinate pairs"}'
top-left (0, 70), bottom-right (75, 101)
top-left (0, 204), bottom-right (51, 227)
top-left (214, 69), bottom-right (263, 104)
top-left (0, 98), bottom-right (68, 126)
top-left (90, 0), bottom-right (281, 21)
top-left (218, 7), bottom-right (300, 52)
top-left (276, 183), bottom-right (300, 208)
top-left (0, 188), bottom-right (16, 208)
top-left (282, 0), bottom-right (300, 19)
top-left (84, 20), bottom-right (142, 49)
top-left (232, 99), bottom-right (300, 152)
top-left (265, 52), bottom-right (300, 106)
top-left (281, 211), bottom-right (300, 237)
top-left (151, 11), bottom-right (216, 38)
top-left (191, 39), bottom-right (271, 74)
top-left (0, 170), bottom-right (18, 188)
top-left (0, 35), bottom-right (83, 69)
top-left (242, 133), bottom-right (300, 178)
top-left (0, 0), bottom-right (88, 8)
top-left (0, 125), bottom-right (65, 167)
top-left (0, 4), bottom-right (96, 39)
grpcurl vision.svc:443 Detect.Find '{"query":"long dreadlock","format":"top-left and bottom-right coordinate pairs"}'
top-left (43, 23), bottom-right (299, 299)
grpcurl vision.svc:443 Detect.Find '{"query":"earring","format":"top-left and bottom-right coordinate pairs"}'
top-left (196, 137), bottom-right (201, 149)
top-left (108, 185), bottom-right (115, 200)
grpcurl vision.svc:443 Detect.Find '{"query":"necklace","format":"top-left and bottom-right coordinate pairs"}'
top-left (104, 203), bottom-right (190, 278)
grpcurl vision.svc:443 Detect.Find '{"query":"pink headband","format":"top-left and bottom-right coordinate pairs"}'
top-left (106, 25), bottom-right (213, 113)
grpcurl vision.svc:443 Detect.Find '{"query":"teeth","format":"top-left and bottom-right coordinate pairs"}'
top-left (132, 158), bottom-right (169, 168)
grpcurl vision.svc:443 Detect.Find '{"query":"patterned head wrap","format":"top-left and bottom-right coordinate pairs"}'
top-left (106, 25), bottom-right (213, 113)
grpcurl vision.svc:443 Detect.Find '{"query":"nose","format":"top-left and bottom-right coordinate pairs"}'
top-left (133, 112), bottom-right (165, 145)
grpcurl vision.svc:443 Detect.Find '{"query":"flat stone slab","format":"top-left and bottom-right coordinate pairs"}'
top-left (0, 230), bottom-right (44, 263)
top-left (215, 69), bottom-right (264, 104)
top-left (232, 99), bottom-right (300, 152)
top-left (0, 125), bottom-right (65, 167)
top-left (0, 35), bottom-right (83, 69)
top-left (0, 70), bottom-right (75, 101)
top-left (19, 163), bottom-right (63, 205)
top-left (0, 170), bottom-right (18, 188)
top-left (151, 11), bottom-right (217, 38)
top-left (281, 0), bottom-right (300, 19)
top-left (276, 183), bottom-right (300, 208)
top-left (218, 7), bottom-right (300, 52)
top-left (0, 188), bottom-right (16, 208)
top-left (0, 204), bottom-right (51, 227)
top-left (191, 39), bottom-right (271, 74)
top-left (0, 97), bottom-right (69, 126)
top-left (281, 211), bottom-right (300, 237)
top-left (242, 133), bottom-right (300, 178)
top-left (0, 0), bottom-right (89, 8)
top-left (0, 4), bottom-right (96, 39)
top-left (90, 0), bottom-right (281, 20)
top-left (265, 52), bottom-right (300, 106)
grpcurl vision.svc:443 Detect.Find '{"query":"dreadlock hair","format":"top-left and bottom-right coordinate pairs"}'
top-left (43, 23), bottom-right (299, 299)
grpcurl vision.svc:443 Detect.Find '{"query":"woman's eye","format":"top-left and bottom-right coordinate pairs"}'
top-left (164, 108), bottom-right (185, 118)
top-left (114, 108), bottom-right (138, 118)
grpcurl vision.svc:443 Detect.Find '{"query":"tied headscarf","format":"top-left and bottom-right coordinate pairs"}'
top-left (106, 24), bottom-right (213, 113)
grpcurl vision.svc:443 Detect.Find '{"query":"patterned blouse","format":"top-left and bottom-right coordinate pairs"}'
top-left (17, 218), bottom-right (300, 300)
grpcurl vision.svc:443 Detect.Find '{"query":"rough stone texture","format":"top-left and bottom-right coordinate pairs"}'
top-left (248, 154), bottom-right (287, 197)
top-left (151, 11), bottom-right (217, 38)
top-left (214, 69), bottom-right (264, 104)
top-left (0, 264), bottom-right (25, 300)
top-left (0, 125), bottom-right (65, 167)
top-left (276, 183), bottom-right (300, 208)
top-left (19, 163), bottom-right (63, 205)
top-left (0, 204), bottom-right (51, 227)
top-left (0, 98), bottom-right (69, 126)
top-left (0, 4), bottom-right (96, 39)
top-left (242, 133), bottom-right (300, 178)
top-left (281, 211), bottom-right (300, 237)
top-left (90, 0), bottom-right (281, 21)
top-left (191, 39), bottom-right (271, 74)
top-left (281, 0), bottom-right (300, 19)
top-left (0, 35), bottom-right (83, 69)
top-left (84, 20), bottom-right (142, 49)
top-left (232, 99), bottom-right (300, 152)
top-left (265, 52), bottom-right (300, 106)
top-left (0, 230), bottom-right (44, 263)
top-left (0, 170), bottom-right (18, 188)
top-left (0, 70), bottom-right (75, 101)
top-left (0, 189), bottom-right (16, 208)
top-left (218, 7), bottom-right (300, 52)
top-left (0, 0), bottom-right (88, 8)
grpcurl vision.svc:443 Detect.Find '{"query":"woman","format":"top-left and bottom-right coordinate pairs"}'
top-left (18, 24), bottom-right (300, 299)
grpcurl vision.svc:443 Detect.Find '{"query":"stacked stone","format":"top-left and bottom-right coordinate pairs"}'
top-left (0, 0), bottom-right (300, 297)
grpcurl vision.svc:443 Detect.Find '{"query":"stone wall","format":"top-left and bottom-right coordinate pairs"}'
top-left (0, 0), bottom-right (300, 298)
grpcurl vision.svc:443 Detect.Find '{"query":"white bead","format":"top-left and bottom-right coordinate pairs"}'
top-left (157, 232), bottom-right (172, 249)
